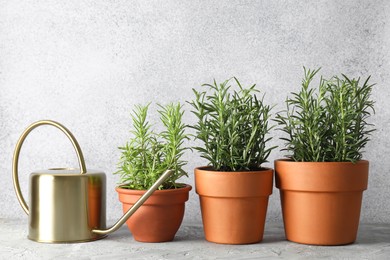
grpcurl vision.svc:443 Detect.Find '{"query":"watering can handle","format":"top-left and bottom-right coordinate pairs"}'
top-left (12, 120), bottom-right (87, 215)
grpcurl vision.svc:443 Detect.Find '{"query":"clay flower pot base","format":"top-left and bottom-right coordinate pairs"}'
top-left (116, 184), bottom-right (192, 243)
top-left (281, 191), bottom-right (363, 245)
top-left (275, 160), bottom-right (369, 246)
top-left (195, 167), bottom-right (274, 244)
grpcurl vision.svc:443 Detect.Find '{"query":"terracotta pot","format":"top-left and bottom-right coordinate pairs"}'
top-left (116, 184), bottom-right (192, 242)
top-left (275, 159), bottom-right (369, 245)
top-left (195, 167), bottom-right (273, 244)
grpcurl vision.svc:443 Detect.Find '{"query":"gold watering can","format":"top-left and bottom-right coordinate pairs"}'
top-left (12, 120), bottom-right (173, 243)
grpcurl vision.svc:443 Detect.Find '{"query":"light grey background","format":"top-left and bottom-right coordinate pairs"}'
top-left (1, 1), bottom-right (389, 225)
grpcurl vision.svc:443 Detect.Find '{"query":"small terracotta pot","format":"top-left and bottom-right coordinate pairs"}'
top-left (195, 167), bottom-right (273, 244)
top-left (275, 159), bottom-right (369, 245)
top-left (116, 184), bottom-right (192, 242)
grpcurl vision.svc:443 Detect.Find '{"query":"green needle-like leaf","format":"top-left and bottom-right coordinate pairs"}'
top-left (115, 103), bottom-right (189, 190)
top-left (275, 67), bottom-right (375, 162)
top-left (188, 78), bottom-right (276, 171)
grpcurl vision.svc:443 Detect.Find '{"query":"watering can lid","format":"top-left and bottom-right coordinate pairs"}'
top-left (31, 168), bottom-right (105, 176)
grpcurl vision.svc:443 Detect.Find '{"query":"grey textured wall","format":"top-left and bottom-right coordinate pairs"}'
top-left (1, 1), bottom-right (389, 224)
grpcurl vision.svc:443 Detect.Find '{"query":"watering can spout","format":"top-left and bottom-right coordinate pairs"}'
top-left (92, 169), bottom-right (174, 235)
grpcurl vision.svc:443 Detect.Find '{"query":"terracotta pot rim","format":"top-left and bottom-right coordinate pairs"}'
top-left (195, 166), bottom-right (273, 174)
top-left (274, 160), bottom-right (369, 192)
top-left (115, 184), bottom-right (192, 195)
top-left (274, 159), bottom-right (369, 165)
top-left (195, 167), bottom-right (273, 197)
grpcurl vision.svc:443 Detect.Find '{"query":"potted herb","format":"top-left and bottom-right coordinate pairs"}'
top-left (275, 68), bottom-right (375, 245)
top-left (115, 103), bottom-right (192, 242)
top-left (189, 78), bottom-right (276, 244)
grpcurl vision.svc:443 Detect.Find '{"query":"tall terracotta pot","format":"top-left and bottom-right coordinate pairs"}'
top-left (116, 184), bottom-right (192, 242)
top-left (195, 167), bottom-right (273, 244)
top-left (274, 159), bottom-right (369, 245)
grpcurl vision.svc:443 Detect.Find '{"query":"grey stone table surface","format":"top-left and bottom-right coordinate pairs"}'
top-left (1, 219), bottom-right (389, 260)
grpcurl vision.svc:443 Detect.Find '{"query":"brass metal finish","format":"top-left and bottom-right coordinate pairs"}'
top-left (28, 168), bottom-right (107, 243)
top-left (12, 120), bottom-right (173, 243)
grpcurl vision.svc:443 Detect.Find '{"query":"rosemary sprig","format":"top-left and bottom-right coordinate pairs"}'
top-left (275, 68), bottom-right (375, 162)
top-left (189, 77), bottom-right (276, 171)
top-left (116, 103), bottom-right (189, 190)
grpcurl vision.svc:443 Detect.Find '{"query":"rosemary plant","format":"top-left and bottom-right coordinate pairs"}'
top-left (189, 77), bottom-right (275, 171)
top-left (116, 103), bottom-right (189, 190)
top-left (275, 68), bottom-right (375, 162)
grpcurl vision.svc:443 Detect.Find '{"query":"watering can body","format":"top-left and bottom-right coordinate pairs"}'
top-left (28, 169), bottom-right (106, 242)
top-left (13, 120), bottom-right (173, 243)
